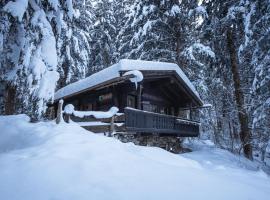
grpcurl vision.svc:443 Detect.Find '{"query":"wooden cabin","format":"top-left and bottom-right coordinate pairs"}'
top-left (54, 59), bottom-right (203, 138)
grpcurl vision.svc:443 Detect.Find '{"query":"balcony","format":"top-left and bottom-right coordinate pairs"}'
top-left (124, 107), bottom-right (200, 137)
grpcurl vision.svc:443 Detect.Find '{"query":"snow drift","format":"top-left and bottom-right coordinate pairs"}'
top-left (0, 115), bottom-right (269, 200)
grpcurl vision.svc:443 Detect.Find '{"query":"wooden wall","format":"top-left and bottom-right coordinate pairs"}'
top-left (61, 76), bottom-right (193, 117)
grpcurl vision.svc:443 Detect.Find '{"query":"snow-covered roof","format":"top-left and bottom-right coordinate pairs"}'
top-left (55, 59), bottom-right (202, 105)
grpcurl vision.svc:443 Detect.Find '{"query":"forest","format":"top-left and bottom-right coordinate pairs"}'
top-left (0, 0), bottom-right (269, 166)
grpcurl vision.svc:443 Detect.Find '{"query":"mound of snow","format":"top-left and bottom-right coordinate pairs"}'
top-left (0, 115), bottom-right (54, 153)
top-left (0, 115), bottom-right (269, 200)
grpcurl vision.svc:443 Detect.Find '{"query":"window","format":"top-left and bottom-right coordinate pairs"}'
top-left (80, 103), bottom-right (93, 111)
top-left (178, 109), bottom-right (190, 119)
top-left (127, 95), bottom-right (136, 108)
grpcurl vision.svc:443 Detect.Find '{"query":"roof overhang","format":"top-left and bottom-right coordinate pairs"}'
top-left (54, 59), bottom-right (203, 106)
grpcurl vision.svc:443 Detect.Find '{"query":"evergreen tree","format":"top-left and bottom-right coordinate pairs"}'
top-left (201, 0), bottom-right (270, 160)
top-left (1, 0), bottom-right (59, 119)
top-left (118, 0), bottom-right (210, 64)
top-left (89, 0), bottom-right (117, 73)
top-left (56, 0), bottom-right (93, 87)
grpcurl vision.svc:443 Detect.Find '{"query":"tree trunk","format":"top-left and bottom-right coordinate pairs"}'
top-left (4, 85), bottom-right (16, 115)
top-left (226, 28), bottom-right (253, 160)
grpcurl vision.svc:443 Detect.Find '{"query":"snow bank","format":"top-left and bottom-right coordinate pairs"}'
top-left (55, 59), bottom-right (202, 105)
top-left (0, 115), bottom-right (269, 200)
top-left (183, 139), bottom-right (260, 171)
top-left (0, 115), bottom-right (53, 153)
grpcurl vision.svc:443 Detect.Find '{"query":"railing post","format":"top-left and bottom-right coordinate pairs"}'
top-left (66, 114), bottom-right (71, 123)
top-left (136, 83), bottom-right (143, 109)
top-left (109, 115), bottom-right (115, 137)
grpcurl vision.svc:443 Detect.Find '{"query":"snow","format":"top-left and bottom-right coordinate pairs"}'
top-left (0, 33), bottom-right (3, 52)
top-left (55, 59), bottom-right (202, 105)
top-left (26, 8), bottom-right (59, 114)
top-left (188, 6), bottom-right (208, 18)
top-left (66, 0), bottom-right (74, 19)
top-left (203, 103), bottom-right (212, 108)
top-left (3, 0), bottom-right (28, 22)
top-left (123, 70), bottom-right (143, 89)
top-left (0, 115), bottom-right (269, 200)
top-left (170, 5), bottom-right (181, 16)
top-left (184, 43), bottom-right (215, 61)
top-left (71, 106), bottom-right (119, 119)
top-left (243, 3), bottom-right (255, 47)
top-left (227, 6), bottom-right (245, 20)
top-left (64, 104), bottom-right (74, 115)
top-left (77, 121), bottom-right (124, 127)
top-left (48, 0), bottom-right (59, 10)
top-left (30, 10), bottom-right (58, 69)
top-left (176, 118), bottom-right (200, 125)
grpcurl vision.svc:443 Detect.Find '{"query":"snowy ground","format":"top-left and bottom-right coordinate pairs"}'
top-left (0, 115), bottom-right (270, 200)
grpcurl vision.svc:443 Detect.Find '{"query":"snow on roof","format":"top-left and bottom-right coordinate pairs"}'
top-left (54, 59), bottom-right (202, 104)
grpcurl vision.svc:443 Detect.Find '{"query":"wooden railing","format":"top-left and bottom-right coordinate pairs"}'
top-left (56, 100), bottom-right (200, 137)
top-left (57, 101), bottom-right (122, 136)
top-left (69, 114), bottom-right (124, 136)
top-left (124, 107), bottom-right (200, 137)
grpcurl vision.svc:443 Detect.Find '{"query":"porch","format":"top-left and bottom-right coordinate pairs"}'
top-left (71, 107), bottom-right (200, 137)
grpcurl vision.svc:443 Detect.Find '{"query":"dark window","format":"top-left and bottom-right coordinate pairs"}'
top-left (127, 95), bottom-right (136, 108)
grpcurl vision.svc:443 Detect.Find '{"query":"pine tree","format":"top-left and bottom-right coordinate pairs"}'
top-left (200, 0), bottom-right (269, 160)
top-left (0, 0), bottom-right (60, 119)
top-left (88, 0), bottom-right (117, 73)
top-left (56, 0), bottom-right (93, 88)
top-left (243, 0), bottom-right (270, 163)
top-left (118, 0), bottom-right (210, 64)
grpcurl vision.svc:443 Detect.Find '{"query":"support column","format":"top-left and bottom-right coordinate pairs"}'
top-left (136, 83), bottom-right (143, 110)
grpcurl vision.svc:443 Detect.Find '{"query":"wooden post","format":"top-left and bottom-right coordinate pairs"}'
top-left (137, 83), bottom-right (143, 110)
top-left (112, 85), bottom-right (119, 107)
top-left (68, 114), bottom-right (71, 123)
top-left (109, 115), bottom-right (115, 137)
top-left (189, 103), bottom-right (193, 120)
top-left (56, 100), bottom-right (63, 124)
top-left (65, 114), bottom-right (71, 123)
